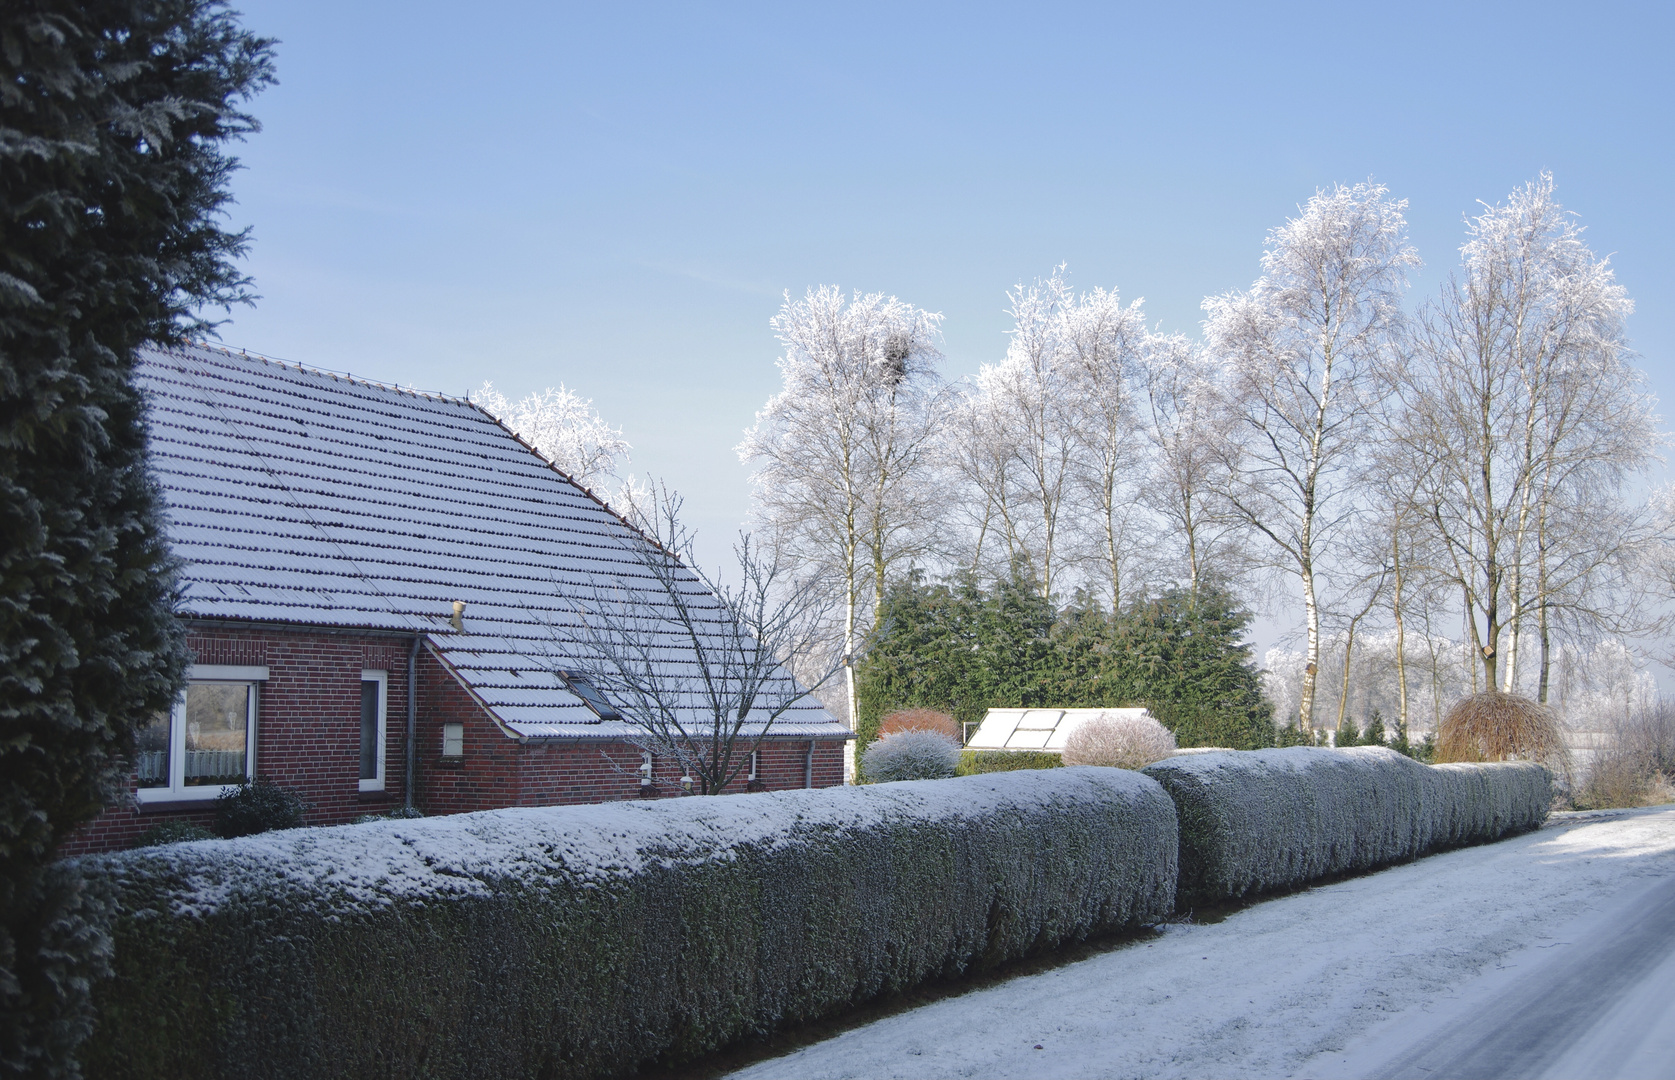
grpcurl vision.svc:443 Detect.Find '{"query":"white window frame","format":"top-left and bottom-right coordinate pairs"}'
top-left (749, 749), bottom-right (759, 781)
top-left (137, 665), bottom-right (265, 803)
top-left (359, 670), bottom-right (388, 792)
top-left (441, 722), bottom-right (465, 758)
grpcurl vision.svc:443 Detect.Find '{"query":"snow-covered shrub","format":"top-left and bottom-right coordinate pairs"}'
top-left (879, 707), bottom-right (961, 741)
top-left (1143, 746), bottom-right (1550, 906)
top-left (79, 769), bottom-right (1177, 1079)
top-left (1062, 712), bottom-right (1176, 769)
top-left (862, 728), bottom-right (961, 781)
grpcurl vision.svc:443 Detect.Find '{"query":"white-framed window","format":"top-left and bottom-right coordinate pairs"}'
top-left (136, 665), bottom-right (265, 802)
top-left (359, 670), bottom-right (387, 792)
top-left (749, 750), bottom-right (759, 781)
top-left (441, 722), bottom-right (464, 757)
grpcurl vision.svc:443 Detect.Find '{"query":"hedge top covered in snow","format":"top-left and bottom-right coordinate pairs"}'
top-left (1143, 746), bottom-right (1551, 905)
top-left (87, 768), bottom-right (1169, 916)
top-left (82, 769), bottom-right (1179, 1080)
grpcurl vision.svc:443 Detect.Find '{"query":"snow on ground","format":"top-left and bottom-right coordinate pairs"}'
top-left (728, 806), bottom-right (1675, 1080)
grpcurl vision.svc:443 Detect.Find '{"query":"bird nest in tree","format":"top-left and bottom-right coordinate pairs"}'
top-left (1436, 691), bottom-right (1570, 776)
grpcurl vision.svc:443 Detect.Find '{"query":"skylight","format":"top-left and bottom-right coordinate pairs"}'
top-left (558, 671), bottom-right (621, 720)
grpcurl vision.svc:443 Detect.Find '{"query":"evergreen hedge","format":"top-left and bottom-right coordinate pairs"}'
top-left (2, 4), bottom-right (274, 1070)
top-left (1142, 746), bottom-right (1551, 907)
top-left (79, 768), bottom-right (1178, 1079)
top-left (956, 749), bottom-right (1064, 775)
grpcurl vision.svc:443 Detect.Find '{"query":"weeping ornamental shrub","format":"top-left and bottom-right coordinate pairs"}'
top-left (879, 708), bottom-right (961, 741)
top-left (862, 729), bottom-right (961, 782)
top-left (80, 770), bottom-right (1179, 1080)
top-left (1437, 692), bottom-right (1571, 777)
top-left (1062, 712), bottom-right (1177, 769)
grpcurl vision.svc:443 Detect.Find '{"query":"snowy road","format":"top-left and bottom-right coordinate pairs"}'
top-left (728, 805), bottom-right (1675, 1080)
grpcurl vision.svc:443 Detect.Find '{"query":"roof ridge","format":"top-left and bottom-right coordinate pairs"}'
top-left (159, 340), bottom-right (478, 406)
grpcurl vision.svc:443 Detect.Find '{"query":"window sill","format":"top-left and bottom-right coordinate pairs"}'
top-left (436, 757), bottom-right (465, 769)
top-left (136, 785), bottom-right (238, 806)
top-left (135, 798), bottom-right (223, 814)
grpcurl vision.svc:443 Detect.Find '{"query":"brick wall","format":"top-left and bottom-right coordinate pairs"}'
top-left (61, 622), bottom-right (851, 855)
top-left (61, 624), bottom-right (415, 855)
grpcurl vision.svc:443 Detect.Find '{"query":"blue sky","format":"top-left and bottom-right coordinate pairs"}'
top-left (218, 1), bottom-right (1675, 613)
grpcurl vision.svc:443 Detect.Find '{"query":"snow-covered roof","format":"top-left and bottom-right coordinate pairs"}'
top-left (139, 343), bottom-right (845, 741)
top-left (965, 707), bottom-right (1152, 752)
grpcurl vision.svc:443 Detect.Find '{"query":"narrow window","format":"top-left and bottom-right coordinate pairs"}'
top-left (749, 750), bottom-right (759, 781)
top-left (442, 722), bottom-right (464, 757)
top-left (360, 671), bottom-right (387, 791)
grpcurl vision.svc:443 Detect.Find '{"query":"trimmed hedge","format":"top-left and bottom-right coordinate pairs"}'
top-left (79, 768), bottom-right (1177, 1080)
top-left (1142, 746), bottom-right (1550, 907)
top-left (957, 749), bottom-right (1064, 775)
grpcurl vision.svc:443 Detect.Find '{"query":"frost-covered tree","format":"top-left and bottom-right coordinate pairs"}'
top-left (960, 267), bottom-right (1151, 602)
top-left (1399, 175), bottom-right (1657, 699)
top-left (1203, 182), bottom-right (1418, 733)
top-left (1, 2), bottom-right (273, 1070)
top-left (476, 381), bottom-right (644, 514)
top-left (970, 269), bottom-right (1083, 595)
top-left (738, 287), bottom-right (945, 747)
top-left (1137, 335), bottom-right (1245, 595)
top-left (1061, 281), bottom-right (1151, 611)
top-left (945, 379), bottom-right (1024, 576)
top-left (566, 484), bottom-right (839, 795)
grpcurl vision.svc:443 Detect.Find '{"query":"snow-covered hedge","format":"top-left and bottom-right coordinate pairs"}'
top-left (1142, 746), bottom-right (1550, 906)
top-left (79, 768), bottom-right (1177, 1079)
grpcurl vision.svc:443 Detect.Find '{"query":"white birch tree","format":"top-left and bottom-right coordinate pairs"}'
top-left (1399, 175), bottom-right (1654, 697)
top-left (958, 266), bottom-right (1151, 602)
top-left (1061, 282), bottom-right (1152, 611)
top-left (1202, 182), bottom-right (1418, 734)
top-left (1137, 335), bottom-right (1246, 595)
top-left (737, 286), bottom-right (945, 762)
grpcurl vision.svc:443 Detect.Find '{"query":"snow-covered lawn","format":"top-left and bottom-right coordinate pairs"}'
top-left (729, 805), bottom-right (1675, 1080)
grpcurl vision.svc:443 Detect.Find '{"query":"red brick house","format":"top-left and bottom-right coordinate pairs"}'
top-left (65, 344), bottom-right (849, 854)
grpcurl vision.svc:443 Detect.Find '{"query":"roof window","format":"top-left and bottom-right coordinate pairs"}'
top-left (558, 671), bottom-right (621, 720)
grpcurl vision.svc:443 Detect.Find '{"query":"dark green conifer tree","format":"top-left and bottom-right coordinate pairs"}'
top-left (1, 4), bottom-right (273, 1071)
top-left (857, 575), bottom-right (1273, 753)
